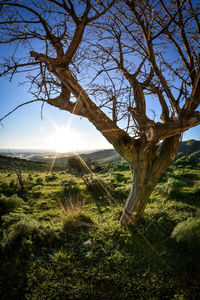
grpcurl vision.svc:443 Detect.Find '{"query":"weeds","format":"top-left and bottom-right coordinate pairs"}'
top-left (171, 217), bottom-right (200, 253)
top-left (0, 194), bottom-right (24, 217)
top-left (0, 155), bottom-right (200, 299)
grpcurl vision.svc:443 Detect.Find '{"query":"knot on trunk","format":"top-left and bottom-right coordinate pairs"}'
top-left (145, 126), bottom-right (155, 141)
top-left (120, 209), bottom-right (137, 226)
top-left (30, 51), bottom-right (55, 72)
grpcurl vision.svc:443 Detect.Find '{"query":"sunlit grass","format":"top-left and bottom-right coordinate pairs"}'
top-left (0, 156), bottom-right (200, 299)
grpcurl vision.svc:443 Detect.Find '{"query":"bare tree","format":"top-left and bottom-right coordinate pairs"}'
top-left (0, 0), bottom-right (200, 226)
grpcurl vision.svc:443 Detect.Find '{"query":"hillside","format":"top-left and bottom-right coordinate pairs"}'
top-left (0, 149), bottom-right (200, 299)
top-left (33, 139), bottom-right (200, 164)
top-left (0, 155), bottom-right (66, 172)
top-left (0, 140), bottom-right (199, 168)
top-left (178, 139), bottom-right (200, 157)
top-left (29, 148), bottom-right (121, 165)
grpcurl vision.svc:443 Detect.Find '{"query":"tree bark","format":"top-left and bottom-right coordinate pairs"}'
top-left (120, 135), bottom-right (180, 225)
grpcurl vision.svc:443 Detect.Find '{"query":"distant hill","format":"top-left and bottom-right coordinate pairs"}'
top-left (177, 139), bottom-right (200, 158)
top-left (0, 155), bottom-right (48, 172)
top-left (84, 139), bottom-right (200, 163)
top-left (28, 139), bottom-right (200, 165)
top-left (29, 149), bottom-right (121, 165)
top-left (83, 140), bottom-right (200, 162)
top-left (79, 149), bottom-right (120, 163)
top-left (0, 155), bottom-right (66, 172)
top-left (0, 140), bottom-right (199, 169)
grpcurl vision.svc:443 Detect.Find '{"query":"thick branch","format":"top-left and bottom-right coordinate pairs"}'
top-left (62, 22), bottom-right (86, 66)
top-left (52, 66), bottom-right (139, 161)
top-left (30, 51), bottom-right (55, 70)
top-left (182, 68), bottom-right (200, 113)
top-left (146, 111), bottom-right (200, 142)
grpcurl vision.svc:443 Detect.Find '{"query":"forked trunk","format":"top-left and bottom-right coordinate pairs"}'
top-left (120, 136), bottom-right (180, 226)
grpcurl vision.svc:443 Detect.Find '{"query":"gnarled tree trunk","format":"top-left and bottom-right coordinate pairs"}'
top-left (120, 135), bottom-right (180, 225)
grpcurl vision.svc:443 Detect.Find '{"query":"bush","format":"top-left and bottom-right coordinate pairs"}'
top-left (28, 174), bottom-right (33, 181)
top-left (45, 174), bottom-right (58, 182)
top-left (61, 178), bottom-right (79, 195)
top-left (84, 176), bottom-right (110, 199)
top-left (35, 176), bottom-right (43, 184)
top-left (0, 180), bottom-right (19, 196)
top-left (113, 172), bottom-right (127, 183)
top-left (171, 217), bottom-right (200, 253)
top-left (60, 193), bottom-right (83, 214)
top-left (114, 161), bottom-right (130, 171)
top-left (0, 194), bottom-right (24, 216)
top-left (59, 178), bottom-right (82, 212)
top-left (113, 186), bottom-right (130, 200)
top-left (174, 155), bottom-right (198, 167)
top-left (1, 216), bottom-right (57, 252)
top-left (155, 178), bottom-right (184, 198)
top-left (30, 185), bottom-right (43, 198)
top-left (192, 182), bottom-right (200, 196)
top-left (67, 156), bottom-right (86, 172)
top-left (62, 211), bottom-right (94, 234)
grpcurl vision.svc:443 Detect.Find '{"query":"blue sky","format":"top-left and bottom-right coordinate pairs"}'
top-left (0, 73), bottom-right (199, 152)
top-left (0, 1), bottom-right (199, 152)
top-left (0, 75), bottom-right (111, 151)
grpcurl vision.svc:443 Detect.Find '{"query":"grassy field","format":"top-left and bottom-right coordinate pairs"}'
top-left (0, 155), bottom-right (200, 299)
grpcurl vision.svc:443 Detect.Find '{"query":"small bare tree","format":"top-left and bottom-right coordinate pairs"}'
top-left (0, 0), bottom-right (199, 225)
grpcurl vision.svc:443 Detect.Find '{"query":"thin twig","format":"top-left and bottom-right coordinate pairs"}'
top-left (0, 99), bottom-right (45, 122)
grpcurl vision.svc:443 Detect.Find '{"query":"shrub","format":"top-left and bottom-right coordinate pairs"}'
top-left (62, 211), bottom-right (94, 234)
top-left (67, 156), bottom-right (86, 172)
top-left (45, 174), bottom-right (58, 182)
top-left (192, 182), bottom-right (200, 196)
top-left (61, 178), bottom-right (79, 194)
top-left (35, 177), bottom-right (43, 184)
top-left (171, 217), bottom-right (200, 253)
top-left (30, 185), bottom-right (43, 198)
top-left (1, 216), bottom-right (57, 252)
top-left (155, 178), bottom-right (184, 198)
top-left (28, 174), bottom-right (33, 181)
top-left (113, 186), bottom-right (130, 200)
top-left (114, 172), bottom-right (127, 183)
top-left (174, 155), bottom-right (198, 167)
top-left (59, 178), bottom-right (82, 212)
top-left (0, 194), bottom-right (24, 216)
top-left (114, 161), bottom-right (130, 171)
top-left (84, 176), bottom-right (110, 199)
top-left (0, 180), bottom-right (19, 196)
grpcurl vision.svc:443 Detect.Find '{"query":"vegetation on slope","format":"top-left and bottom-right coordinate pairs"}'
top-left (24, 139), bottom-right (200, 165)
top-left (0, 153), bottom-right (200, 299)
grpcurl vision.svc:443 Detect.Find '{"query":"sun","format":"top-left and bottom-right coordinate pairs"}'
top-left (51, 126), bottom-right (80, 153)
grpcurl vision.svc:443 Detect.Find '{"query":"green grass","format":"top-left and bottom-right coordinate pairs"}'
top-left (0, 156), bottom-right (200, 299)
